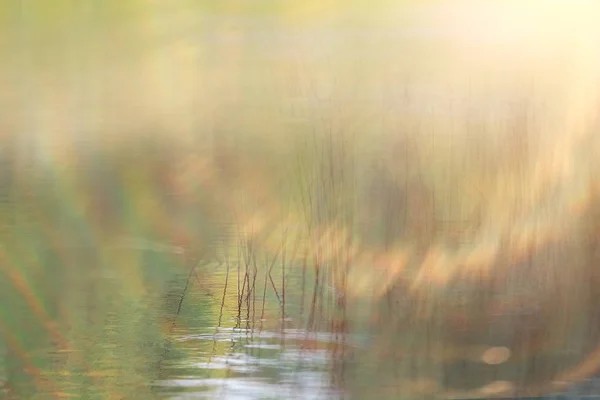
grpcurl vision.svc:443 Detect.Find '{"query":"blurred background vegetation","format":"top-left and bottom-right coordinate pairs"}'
top-left (1, 1), bottom-right (600, 399)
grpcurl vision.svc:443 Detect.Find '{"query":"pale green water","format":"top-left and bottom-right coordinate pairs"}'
top-left (2, 238), bottom-right (600, 399)
top-left (0, 236), bottom-right (363, 399)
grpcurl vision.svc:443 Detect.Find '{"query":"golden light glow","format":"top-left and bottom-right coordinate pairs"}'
top-left (481, 346), bottom-right (511, 365)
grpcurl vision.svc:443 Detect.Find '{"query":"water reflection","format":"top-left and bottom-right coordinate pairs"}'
top-left (156, 327), bottom-right (354, 399)
top-left (151, 257), bottom-right (356, 400)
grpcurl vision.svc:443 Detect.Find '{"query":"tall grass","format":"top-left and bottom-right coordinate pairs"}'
top-left (1, 87), bottom-right (600, 398)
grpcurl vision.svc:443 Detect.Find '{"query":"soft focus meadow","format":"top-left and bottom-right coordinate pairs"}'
top-left (1, 1), bottom-right (600, 399)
